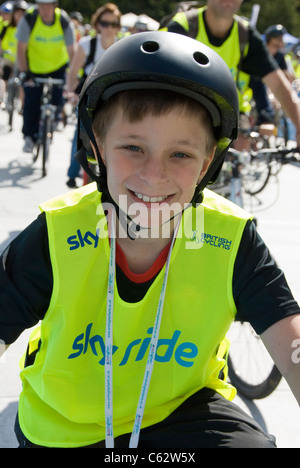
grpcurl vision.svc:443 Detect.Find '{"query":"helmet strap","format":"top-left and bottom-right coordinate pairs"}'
top-left (196, 137), bottom-right (232, 194)
top-left (78, 100), bottom-right (107, 174)
top-left (75, 147), bottom-right (102, 188)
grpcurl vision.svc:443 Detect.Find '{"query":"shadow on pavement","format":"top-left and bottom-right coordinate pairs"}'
top-left (0, 158), bottom-right (44, 189)
top-left (0, 401), bottom-right (18, 448)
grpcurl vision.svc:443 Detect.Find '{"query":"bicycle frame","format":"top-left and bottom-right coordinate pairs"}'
top-left (36, 77), bottom-right (65, 134)
top-left (29, 77), bottom-right (65, 177)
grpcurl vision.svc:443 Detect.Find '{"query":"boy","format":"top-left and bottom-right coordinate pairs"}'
top-left (1, 32), bottom-right (300, 448)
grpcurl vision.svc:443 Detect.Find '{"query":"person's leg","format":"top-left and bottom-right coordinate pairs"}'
top-left (50, 68), bottom-right (66, 127)
top-left (22, 82), bottom-right (42, 142)
top-left (67, 126), bottom-right (82, 187)
top-left (113, 388), bottom-right (277, 448)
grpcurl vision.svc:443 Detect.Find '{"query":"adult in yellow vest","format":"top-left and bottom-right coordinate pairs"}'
top-left (164, 0), bottom-right (300, 150)
top-left (1, 32), bottom-right (300, 448)
top-left (16, 0), bottom-right (76, 153)
top-left (0, 1), bottom-right (28, 81)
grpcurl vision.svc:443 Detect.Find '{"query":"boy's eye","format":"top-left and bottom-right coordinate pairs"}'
top-left (173, 152), bottom-right (189, 159)
top-left (124, 145), bottom-right (141, 152)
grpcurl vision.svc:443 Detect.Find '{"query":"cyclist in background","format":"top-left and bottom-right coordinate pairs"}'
top-left (0, 1), bottom-right (12, 33)
top-left (0, 1), bottom-right (13, 106)
top-left (66, 2), bottom-right (122, 189)
top-left (16, 0), bottom-right (76, 153)
top-left (164, 0), bottom-right (300, 151)
top-left (0, 1), bottom-right (28, 88)
top-left (250, 25), bottom-right (296, 126)
top-left (264, 25), bottom-right (295, 83)
top-left (69, 11), bottom-right (84, 42)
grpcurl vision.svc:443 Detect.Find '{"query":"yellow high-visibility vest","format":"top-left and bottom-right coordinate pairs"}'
top-left (27, 8), bottom-right (69, 74)
top-left (18, 184), bottom-right (252, 447)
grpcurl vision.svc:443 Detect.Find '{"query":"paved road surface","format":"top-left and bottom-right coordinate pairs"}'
top-left (0, 110), bottom-right (299, 448)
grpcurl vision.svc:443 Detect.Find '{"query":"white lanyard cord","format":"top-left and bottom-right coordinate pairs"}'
top-left (105, 209), bottom-right (116, 448)
top-left (105, 211), bottom-right (182, 448)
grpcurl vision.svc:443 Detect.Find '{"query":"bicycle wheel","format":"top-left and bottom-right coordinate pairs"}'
top-left (241, 153), bottom-right (272, 196)
top-left (41, 114), bottom-right (52, 177)
top-left (227, 321), bottom-right (282, 400)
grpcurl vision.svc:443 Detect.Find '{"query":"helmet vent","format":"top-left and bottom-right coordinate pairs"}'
top-left (193, 51), bottom-right (209, 66)
top-left (141, 41), bottom-right (159, 54)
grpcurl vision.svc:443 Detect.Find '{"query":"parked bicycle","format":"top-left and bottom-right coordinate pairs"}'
top-left (27, 77), bottom-right (65, 177)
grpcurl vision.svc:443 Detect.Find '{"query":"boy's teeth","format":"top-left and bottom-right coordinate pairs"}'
top-left (134, 192), bottom-right (168, 203)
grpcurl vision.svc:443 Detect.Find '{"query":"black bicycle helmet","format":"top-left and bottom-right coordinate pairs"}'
top-left (77, 31), bottom-right (239, 199)
top-left (264, 24), bottom-right (287, 42)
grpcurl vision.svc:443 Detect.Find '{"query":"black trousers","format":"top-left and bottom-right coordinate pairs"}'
top-left (15, 388), bottom-right (276, 448)
top-left (22, 67), bottom-right (66, 141)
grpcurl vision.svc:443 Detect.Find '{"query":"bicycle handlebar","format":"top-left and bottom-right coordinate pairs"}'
top-left (228, 146), bottom-right (300, 161)
top-left (32, 77), bottom-right (65, 87)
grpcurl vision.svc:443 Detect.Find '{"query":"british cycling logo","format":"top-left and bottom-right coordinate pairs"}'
top-left (68, 323), bottom-right (199, 368)
top-left (189, 230), bottom-right (232, 250)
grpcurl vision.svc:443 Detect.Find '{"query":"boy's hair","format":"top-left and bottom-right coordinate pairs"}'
top-left (92, 89), bottom-right (217, 156)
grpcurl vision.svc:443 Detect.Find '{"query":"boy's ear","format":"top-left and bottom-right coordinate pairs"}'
top-left (197, 147), bottom-right (216, 185)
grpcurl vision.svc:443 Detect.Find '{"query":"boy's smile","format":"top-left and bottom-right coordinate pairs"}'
top-left (94, 107), bottom-right (214, 231)
top-left (132, 191), bottom-right (170, 204)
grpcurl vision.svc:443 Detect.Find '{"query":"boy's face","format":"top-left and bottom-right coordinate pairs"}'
top-left (93, 106), bottom-right (214, 230)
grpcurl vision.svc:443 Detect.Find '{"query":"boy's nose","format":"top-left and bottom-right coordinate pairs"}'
top-left (141, 156), bottom-right (168, 180)
top-left (139, 156), bottom-right (169, 183)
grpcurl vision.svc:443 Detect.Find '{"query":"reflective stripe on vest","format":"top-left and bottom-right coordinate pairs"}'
top-left (18, 184), bottom-right (252, 447)
top-left (27, 8), bottom-right (69, 74)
